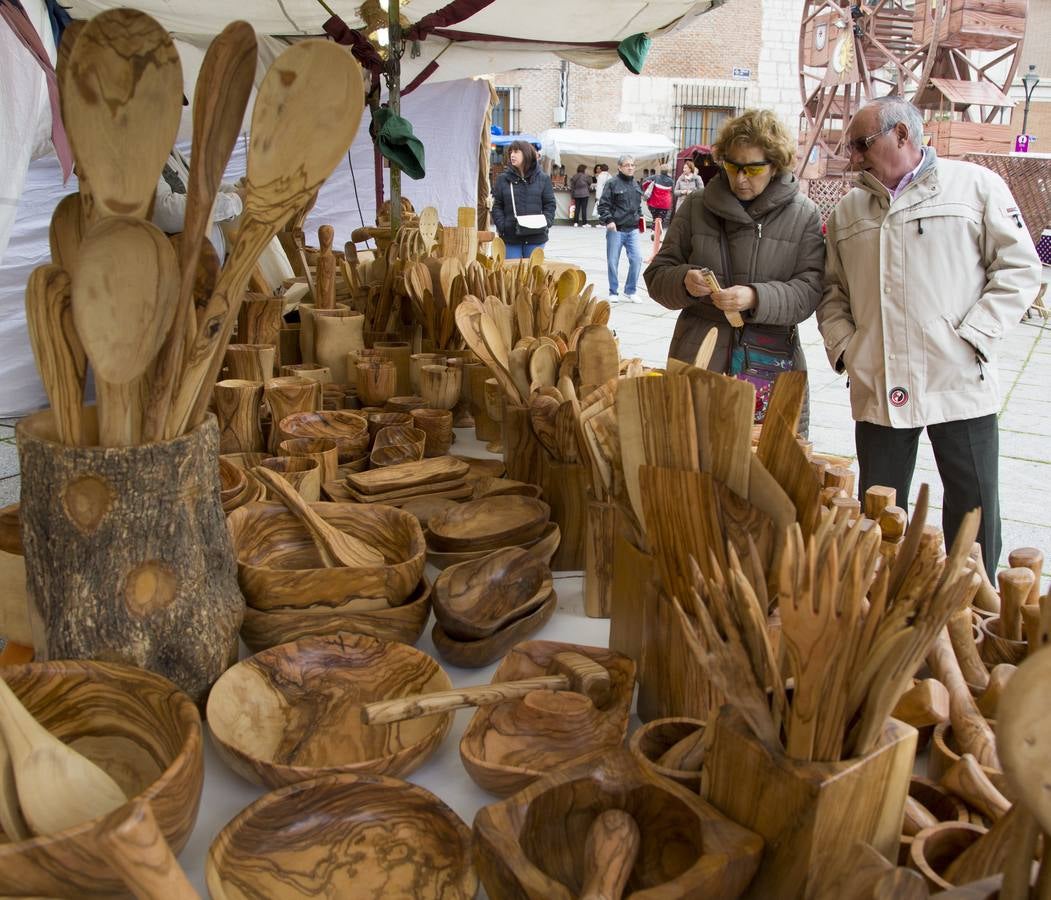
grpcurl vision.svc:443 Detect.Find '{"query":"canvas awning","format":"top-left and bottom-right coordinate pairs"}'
top-left (540, 128), bottom-right (677, 171)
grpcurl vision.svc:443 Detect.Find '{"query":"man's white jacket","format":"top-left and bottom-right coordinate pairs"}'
top-left (818, 150), bottom-right (1042, 428)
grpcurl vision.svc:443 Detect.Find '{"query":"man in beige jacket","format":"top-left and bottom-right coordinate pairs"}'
top-left (818, 97), bottom-right (1041, 578)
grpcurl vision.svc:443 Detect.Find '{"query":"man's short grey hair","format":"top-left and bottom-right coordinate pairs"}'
top-left (863, 96), bottom-right (925, 150)
top-left (618, 154), bottom-right (636, 166)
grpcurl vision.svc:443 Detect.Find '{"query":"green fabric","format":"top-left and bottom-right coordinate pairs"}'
top-left (373, 107), bottom-right (426, 180)
top-left (617, 33), bottom-right (651, 75)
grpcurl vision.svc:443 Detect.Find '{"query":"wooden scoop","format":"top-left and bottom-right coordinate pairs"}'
top-left (101, 799), bottom-right (199, 899)
top-left (250, 467), bottom-right (383, 568)
top-left (73, 217), bottom-right (179, 446)
top-left (579, 809), bottom-right (640, 900)
top-left (0, 675), bottom-right (126, 835)
top-left (361, 651), bottom-right (611, 724)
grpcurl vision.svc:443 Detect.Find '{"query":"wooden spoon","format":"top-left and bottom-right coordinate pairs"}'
top-left (172, 40), bottom-right (365, 435)
top-left (73, 217), bottom-right (179, 446)
top-left (64, 9), bottom-right (182, 220)
top-left (0, 675), bottom-right (126, 835)
top-left (101, 799), bottom-right (199, 899)
top-left (418, 206), bottom-right (439, 254)
top-left (580, 809), bottom-right (640, 900)
top-left (144, 20), bottom-right (257, 443)
top-left (250, 467), bottom-right (383, 568)
top-left (48, 193), bottom-right (84, 275)
top-left (24, 265), bottom-right (86, 446)
top-left (0, 729), bottom-right (30, 841)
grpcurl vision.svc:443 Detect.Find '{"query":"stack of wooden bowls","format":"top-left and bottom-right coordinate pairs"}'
top-left (226, 501), bottom-right (430, 652)
top-left (322, 456), bottom-right (474, 507)
top-left (369, 424), bottom-right (426, 468)
top-left (430, 547), bottom-right (557, 667)
top-left (277, 410), bottom-right (371, 473)
top-left (424, 495), bottom-right (560, 570)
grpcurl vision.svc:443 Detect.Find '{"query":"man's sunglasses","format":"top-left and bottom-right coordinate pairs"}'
top-left (847, 125), bottom-right (893, 155)
top-left (723, 160), bottom-right (771, 178)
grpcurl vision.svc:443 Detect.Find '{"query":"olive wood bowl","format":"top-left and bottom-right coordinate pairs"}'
top-left (207, 632), bottom-right (453, 788)
top-left (0, 660), bottom-right (203, 899)
top-left (470, 475), bottom-right (543, 500)
top-left (399, 496), bottom-right (460, 529)
top-left (366, 410), bottom-right (412, 442)
top-left (473, 748), bottom-right (763, 899)
top-left (433, 547), bottom-right (553, 640)
top-left (226, 500), bottom-right (426, 609)
top-left (370, 442), bottom-right (425, 469)
top-left (928, 721), bottom-right (1007, 796)
top-left (207, 772), bottom-right (477, 899)
top-left (427, 495), bottom-right (550, 552)
top-left (346, 456), bottom-right (470, 496)
top-left (431, 589), bottom-right (557, 669)
top-left (459, 640), bottom-right (635, 797)
top-left (899, 775), bottom-right (971, 864)
top-left (218, 456), bottom-right (247, 504)
top-left (426, 522), bottom-right (561, 571)
top-left (453, 455), bottom-right (505, 480)
top-left (907, 822), bottom-right (987, 892)
top-left (629, 717), bottom-right (707, 792)
top-left (240, 575), bottom-right (433, 654)
top-left (277, 410), bottom-right (369, 462)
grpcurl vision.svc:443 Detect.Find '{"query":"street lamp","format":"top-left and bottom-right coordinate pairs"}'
top-left (1022, 64), bottom-right (1040, 136)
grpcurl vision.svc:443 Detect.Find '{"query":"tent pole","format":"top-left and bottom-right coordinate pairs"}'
top-left (388, 0), bottom-right (402, 234)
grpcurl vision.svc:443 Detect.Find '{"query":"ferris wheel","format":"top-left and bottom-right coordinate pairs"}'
top-left (797, 0), bottom-right (1028, 177)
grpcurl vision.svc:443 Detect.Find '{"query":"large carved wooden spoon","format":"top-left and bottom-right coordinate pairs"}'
top-left (250, 467), bottom-right (383, 568)
top-left (0, 675), bottom-right (126, 835)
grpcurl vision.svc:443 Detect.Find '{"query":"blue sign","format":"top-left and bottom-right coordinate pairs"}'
top-left (732, 67), bottom-right (751, 80)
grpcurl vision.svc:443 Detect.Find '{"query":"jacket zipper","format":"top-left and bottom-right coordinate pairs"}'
top-left (749, 222), bottom-right (762, 281)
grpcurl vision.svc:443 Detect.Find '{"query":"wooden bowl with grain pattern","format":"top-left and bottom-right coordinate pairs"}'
top-left (0, 660), bottom-right (203, 899)
top-left (426, 521), bottom-right (561, 571)
top-left (207, 632), bottom-right (453, 788)
top-left (277, 410), bottom-right (369, 463)
top-left (431, 589), bottom-right (557, 669)
top-left (207, 772), bottom-right (477, 900)
top-left (427, 495), bottom-right (550, 552)
top-left (226, 500), bottom-right (426, 609)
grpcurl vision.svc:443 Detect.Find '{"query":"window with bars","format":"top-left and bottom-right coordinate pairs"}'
top-left (673, 83), bottom-right (747, 149)
top-left (493, 87), bottom-right (520, 136)
top-left (680, 106), bottom-right (734, 147)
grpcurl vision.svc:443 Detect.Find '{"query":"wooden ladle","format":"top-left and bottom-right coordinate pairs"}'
top-left (73, 216), bottom-right (179, 446)
top-left (580, 809), bottom-right (640, 900)
top-left (0, 675), bottom-right (126, 835)
top-left (250, 467), bottom-right (383, 568)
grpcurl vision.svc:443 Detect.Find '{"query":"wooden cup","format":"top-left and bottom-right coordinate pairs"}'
top-left (384, 395), bottom-right (427, 414)
top-left (411, 408), bottom-right (454, 457)
top-left (483, 378), bottom-right (504, 453)
top-left (278, 436), bottom-right (339, 485)
top-left (237, 295), bottom-right (284, 354)
top-left (214, 379), bottom-right (264, 454)
top-left (356, 360), bottom-right (397, 408)
top-left (373, 341), bottom-right (412, 396)
top-left (419, 364), bottom-right (463, 412)
top-left (224, 344), bottom-right (276, 383)
top-left (366, 411), bottom-right (413, 443)
top-left (470, 366), bottom-right (501, 446)
top-left (260, 455), bottom-right (321, 502)
top-left (445, 358), bottom-right (473, 427)
top-left (264, 377), bottom-right (320, 454)
top-left (280, 363), bottom-right (332, 385)
top-left (409, 353), bottom-right (445, 394)
top-left (314, 311), bottom-right (365, 384)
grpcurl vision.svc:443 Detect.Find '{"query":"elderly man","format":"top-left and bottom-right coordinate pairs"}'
top-left (817, 96), bottom-right (1041, 578)
top-left (597, 154), bottom-right (643, 301)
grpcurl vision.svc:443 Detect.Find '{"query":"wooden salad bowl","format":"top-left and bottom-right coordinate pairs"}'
top-left (207, 632), bottom-right (453, 788)
top-left (218, 455), bottom-right (247, 504)
top-left (629, 716), bottom-right (707, 792)
top-left (459, 640), bottom-right (635, 797)
top-left (427, 495), bottom-right (550, 552)
top-left (226, 500), bottom-right (425, 609)
top-left (207, 772), bottom-right (477, 900)
top-left (431, 589), bottom-right (557, 669)
top-left (277, 410), bottom-right (369, 462)
top-left (426, 522), bottom-right (561, 571)
top-left (433, 547), bottom-right (553, 640)
top-left (240, 574), bottom-right (433, 653)
top-left (0, 660), bottom-right (203, 899)
top-left (473, 748), bottom-right (763, 899)
top-left (218, 452), bottom-right (266, 513)
top-left (470, 475), bottom-right (543, 500)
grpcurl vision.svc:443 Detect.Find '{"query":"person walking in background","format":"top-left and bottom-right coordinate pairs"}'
top-left (569, 164), bottom-right (592, 227)
top-left (591, 164), bottom-right (611, 226)
top-left (673, 158), bottom-right (703, 216)
top-left (597, 154), bottom-right (644, 301)
top-left (643, 109), bottom-right (824, 430)
top-left (644, 162), bottom-right (674, 232)
top-left (817, 96), bottom-right (1041, 578)
top-left (490, 139), bottom-right (556, 260)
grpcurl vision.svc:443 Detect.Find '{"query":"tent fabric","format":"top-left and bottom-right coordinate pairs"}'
top-left (540, 128), bottom-right (676, 173)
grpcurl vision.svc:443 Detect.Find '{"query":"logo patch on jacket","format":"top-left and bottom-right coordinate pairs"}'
top-left (889, 387), bottom-right (909, 407)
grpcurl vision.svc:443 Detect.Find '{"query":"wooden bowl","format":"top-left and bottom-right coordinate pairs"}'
top-left (899, 776), bottom-right (971, 864)
top-left (226, 500), bottom-right (426, 609)
top-left (908, 822), bottom-right (987, 891)
top-left (471, 475), bottom-right (543, 500)
top-left (207, 772), bottom-right (476, 899)
top-left (207, 632), bottom-right (453, 788)
top-left (426, 521), bottom-right (561, 571)
top-left (978, 615), bottom-right (1027, 667)
top-left (366, 410), bottom-right (412, 442)
top-left (459, 640), bottom-right (636, 797)
top-left (384, 395), bottom-right (428, 413)
top-left (629, 717), bottom-right (707, 792)
top-left (455, 455), bottom-right (505, 480)
top-left (399, 496), bottom-right (460, 530)
top-left (277, 410), bottom-right (369, 463)
top-left (370, 443), bottom-right (426, 468)
top-left (240, 575), bottom-right (433, 654)
top-left (411, 408), bottom-right (454, 457)
top-left (433, 547), bottom-right (553, 640)
top-left (0, 660), bottom-right (203, 899)
top-left (374, 424), bottom-right (426, 453)
top-left (473, 748), bottom-right (763, 899)
top-left (428, 495), bottom-right (551, 552)
top-left (431, 589), bottom-right (557, 669)
top-left (218, 456), bottom-right (248, 504)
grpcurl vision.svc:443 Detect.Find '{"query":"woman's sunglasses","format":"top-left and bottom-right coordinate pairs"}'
top-left (723, 160), bottom-right (771, 178)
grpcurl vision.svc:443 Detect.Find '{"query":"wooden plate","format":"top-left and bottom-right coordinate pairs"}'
top-left (431, 590), bottom-right (557, 669)
top-left (427, 495), bottom-right (550, 551)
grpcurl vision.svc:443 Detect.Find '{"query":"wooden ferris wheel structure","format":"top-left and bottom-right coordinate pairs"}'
top-left (797, 0), bottom-right (1028, 179)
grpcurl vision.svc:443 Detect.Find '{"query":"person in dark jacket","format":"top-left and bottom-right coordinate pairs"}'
top-left (569, 164), bottom-right (592, 227)
top-left (491, 140), bottom-right (556, 259)
top-left (597, 154), bottom-right (643, 300)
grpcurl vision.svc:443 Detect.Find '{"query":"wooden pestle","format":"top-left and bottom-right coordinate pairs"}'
top-left (655, 727), bottom-right (707, 771)
top-left (940, 753), bottom-right (1011, 822)
top-left (863, 485), bottom-right (896, 521)
top-left (1021, 599), bottom-right (1048, 653)
top-left (100, 800), bottom-right (200, 899)
top-left (891, 678), bottom-right (950, 730)
top-left (969, 544), bottom-right (1001, 615)
top-left (947, 608), bottom-right (990, 691)
top-left (579, 809), bottom-right (640, 900)
top-left (975, 664), bottom-right (1015, 719)
top-left (1006, 547), bottom-right (1043, 607)
top-left (944, 804), bottom-right (1028, 886)
top-left (902, 795), bottom-right (940, 836)
top-left (361, 651), bottom-right (611, 725)
top-left (927, 627), bottom-right (1000, 769)
top-left (998, 567), bottom-right (1035, 642)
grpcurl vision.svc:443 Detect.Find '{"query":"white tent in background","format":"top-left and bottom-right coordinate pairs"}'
top-left (540, 128), bottom-right (677, 173)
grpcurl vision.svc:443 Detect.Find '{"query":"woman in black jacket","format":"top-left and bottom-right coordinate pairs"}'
top-left (491, 140), bottom-right (556, 259)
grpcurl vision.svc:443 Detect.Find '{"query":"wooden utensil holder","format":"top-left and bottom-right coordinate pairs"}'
top-left (703, 707), bottom-right (917, 900)
top-left (237, 295), bottom-right (284, 353)
top-left (224, 343), bottom-right (276, 383)
top-left (314, 311), bottom-right (365, 384)
top-left (373, 341), bottom-right (411, 396)
top-left (214, 379), bottom-right (265, 454)
top-left (278, 324), bottom-right (301, 369)
top-left (502, 403), bottom-right (545, 488)
top-left (16, 409), bottom-right (243, 705)
top-left (584, 499), bottom-right (616, 618)
top-left (542, 460), bottom-right (588, 571)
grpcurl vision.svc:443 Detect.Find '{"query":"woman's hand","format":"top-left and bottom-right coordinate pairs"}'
top-left (711, 285), bottom-right (757, 313)
top-left (684, 269), bottom-right (713, 297)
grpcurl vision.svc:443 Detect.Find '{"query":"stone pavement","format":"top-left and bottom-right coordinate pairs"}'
top-left (545, 222), bottom-right (1051, 586)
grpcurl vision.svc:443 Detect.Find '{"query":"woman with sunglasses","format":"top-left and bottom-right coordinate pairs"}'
top-left (644, 109), bottom-right (825, 430)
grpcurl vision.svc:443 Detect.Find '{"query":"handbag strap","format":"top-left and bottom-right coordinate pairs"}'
top-left (717, 217), bottom-right (734, 288)
top-left (508, 177), bottom-right (520, 218)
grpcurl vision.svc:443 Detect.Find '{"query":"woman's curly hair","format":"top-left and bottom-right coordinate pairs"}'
top-left (712, 109), bottom-right (796, 174)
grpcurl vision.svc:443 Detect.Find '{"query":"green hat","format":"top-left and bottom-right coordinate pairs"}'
top-left (373, 107), bottom-right (426, 180)
top-left (617, 33), bottom-right (652, 75)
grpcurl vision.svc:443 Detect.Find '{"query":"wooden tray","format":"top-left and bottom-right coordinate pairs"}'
top-left (427, 495), bottom-right (550, 551)
top-left (426, 522), bottom-right (561, 571)
top-left (346, 456), bottom-right (469, 495)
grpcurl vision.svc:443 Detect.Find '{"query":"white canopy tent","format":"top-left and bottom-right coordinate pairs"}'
top-left (540, 127), bottom-right (677, 173)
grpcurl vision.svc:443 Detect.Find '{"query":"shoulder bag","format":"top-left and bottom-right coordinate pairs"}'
top-left (508, 179), bottom-right (548, 237)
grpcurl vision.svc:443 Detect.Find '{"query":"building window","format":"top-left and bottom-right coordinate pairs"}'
top-left (493, 86), bottom-right (520, 136)
top-left (680, 106), bottom-right (734, 147)
top-left (672, 83), bottom-right (748, 149)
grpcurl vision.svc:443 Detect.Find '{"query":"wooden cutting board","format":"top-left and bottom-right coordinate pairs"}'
top-left (758, 408), bottom-right (822, 538)
top-left (345, 456), bottom-right (470, 495)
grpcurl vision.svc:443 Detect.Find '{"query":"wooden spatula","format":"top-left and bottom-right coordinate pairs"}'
top-left (418, 206), bottom-right (439, 254)
top-left (577, 325), bottom-right (619, 388)
top-left (251, 467), bottom-right (383, 568)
